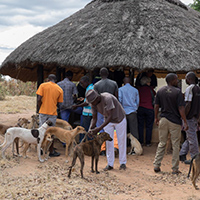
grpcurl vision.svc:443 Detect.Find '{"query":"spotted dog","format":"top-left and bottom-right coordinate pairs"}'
top-left (0, 120), bottom-right (53, 162)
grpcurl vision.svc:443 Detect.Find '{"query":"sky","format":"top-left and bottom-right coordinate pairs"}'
top-left (0, 0), bottom-right (194, 66)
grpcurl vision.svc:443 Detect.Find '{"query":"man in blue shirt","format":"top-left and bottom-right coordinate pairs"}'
top-left (57, 70), bottom-right (81, 122)
top-left (119, 77), bottom-right (140, 143)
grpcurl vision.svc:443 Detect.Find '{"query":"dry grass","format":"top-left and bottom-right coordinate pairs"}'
top-left (0, 95), bottom-right (36, 114)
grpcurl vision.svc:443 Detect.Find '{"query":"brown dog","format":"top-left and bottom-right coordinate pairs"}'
top-left (68, 132), bottom-right (113, 178)
top-left (16, 118), bottom-right (30, 128)
top-left (41, 133), bottom-right (53, 158)
top-left (188, 153), bottom-right (200, 190)
top-left (45, 126), bottom-right (86, 162)
top-left (55, 118), bottom-right (72, 130)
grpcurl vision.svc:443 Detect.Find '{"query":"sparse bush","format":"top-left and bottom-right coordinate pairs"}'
top-left (0, 79), bottom-right (37, 98)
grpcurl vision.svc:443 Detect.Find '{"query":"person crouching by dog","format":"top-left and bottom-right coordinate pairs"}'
top-left (36, 74), bottom-right (63, 157)
top-left (153, 73), bottom-right (188, 175)
top-left (86, 89), bottom-right (127, 171)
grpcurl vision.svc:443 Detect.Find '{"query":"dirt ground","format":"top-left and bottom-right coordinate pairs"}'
top-left (0, 96), bottom-right (200, 200)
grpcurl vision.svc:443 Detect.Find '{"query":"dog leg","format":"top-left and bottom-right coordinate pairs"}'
top-left (128, 147), bottom-right (133, 155)
top-left (68, 151), bottom-right (78, 178)
top-left (1, 142), bottom-right (12, 159)
top-left (44, 141), bottom-right (52, 161)
top-left (91, 156), bottom-right (95, 173)
top-left (65, 145), bottom-right (69, 163)
top-left (95, 156), bottom-right (100, 174)
top-left (37, 144), bottom-right (44, 163)
top-left (192, 164), bottom-right (199, 190)
top-left (22, 143), bottom-right (30, 158)
top-left (79, 155), bottom-right (85, 179)
top-left (0, 135), bottom-right (7, 148)
top-left (15, 138), bottom-right (19, 155)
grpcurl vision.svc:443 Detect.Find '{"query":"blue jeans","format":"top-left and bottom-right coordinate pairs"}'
top-left (60, 107), bottom-right (83, 145)
top-left (60, 107), bottom-right (83, 122)
top-left (137, 106), bottom-right (154, 145)
top-left (79, 115), bottom-right (93, 142)
top-left (179, 117), bottom-right (199, 158)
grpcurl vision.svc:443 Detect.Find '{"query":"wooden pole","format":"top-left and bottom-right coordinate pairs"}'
top-left (56, 66), bottom-right (62, 82)
top-left (36, 65), bottom-right (44, 113)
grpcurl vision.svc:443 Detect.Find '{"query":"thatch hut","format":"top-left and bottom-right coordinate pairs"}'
top-left (1, 0), bottom-right (200, 84)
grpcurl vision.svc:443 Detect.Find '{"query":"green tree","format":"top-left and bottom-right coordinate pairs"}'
top-left (190, 0), bottom-right (200, 12)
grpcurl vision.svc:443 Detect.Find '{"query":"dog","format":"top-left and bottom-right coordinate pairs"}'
top-left (16, 118), bottom-right (30, 128)
top-left (41, 132), bottom-right (53, 160)
top-left (21, 132), bottom-right (53, 160)
top-left (68, 132), bottom-right (113, 178)
top-left (0, 120), bottom-right (53, 162)
top-left (187, 153), bottom-right (200, 190)
top-left (55, 118), bottom-right (72, 130)
top-left (28, 114), bottom-right (39, 129)
top-left (45, 126), bottom-right (86, 162)
top-left (127, 133), bottom-right (143, 155)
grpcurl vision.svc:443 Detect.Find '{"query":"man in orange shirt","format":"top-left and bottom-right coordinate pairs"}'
top-left (36, 74), bottom-right (63, 157)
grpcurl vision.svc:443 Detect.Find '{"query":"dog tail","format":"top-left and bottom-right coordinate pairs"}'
top-left (0, 131), bottom-right (8, 148)
top-left (187, 154), bottom-right (197, 178)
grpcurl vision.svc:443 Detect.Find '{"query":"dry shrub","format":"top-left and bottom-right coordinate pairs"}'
top-left (0, 79), bottom-right (36, 98)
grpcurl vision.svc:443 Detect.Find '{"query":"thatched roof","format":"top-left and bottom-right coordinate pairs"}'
top-left (1, 0), bottom-right (200, 81)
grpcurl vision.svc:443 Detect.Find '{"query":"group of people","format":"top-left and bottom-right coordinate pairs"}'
top-left (36, 68), bottom-right (200, 174)
top-left (154, 72), bottom-right (200, 174)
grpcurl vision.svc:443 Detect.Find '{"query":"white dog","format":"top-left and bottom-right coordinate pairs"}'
top-left (0, 120), bottom-right (53, 162)
top-left (127, 133), bottom-right (143, 155)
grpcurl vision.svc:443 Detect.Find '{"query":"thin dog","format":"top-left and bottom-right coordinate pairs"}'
top-left (68, 132), bottom-right (113, 178)
top-left (187, 153), bottom-right (200, 190)
top-left (45, 126), bottom-right (86, 162)
top-left (0, 120), bottom-right (53, 162)
top-left (127, 133), bottom-right (143, 155)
